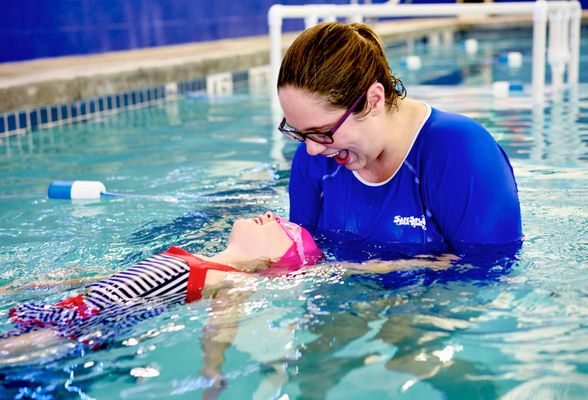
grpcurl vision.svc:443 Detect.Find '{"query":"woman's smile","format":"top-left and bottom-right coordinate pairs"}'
top-left (333, 149), bottom-right (350, 165)
top-left (324, 149), bottom-right (350, 165)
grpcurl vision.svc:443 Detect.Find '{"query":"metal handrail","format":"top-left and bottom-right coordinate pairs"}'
top-left (268, 1), bottom-right (582, 112)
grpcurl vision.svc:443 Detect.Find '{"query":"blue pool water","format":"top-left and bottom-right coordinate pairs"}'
top-left (0, 28), bottom-right (587, 399)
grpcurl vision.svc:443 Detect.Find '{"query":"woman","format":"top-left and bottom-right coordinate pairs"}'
top-left (277, 22), bottom-right (522, 256)
top-left (0, 212), bottom-right (322, 361)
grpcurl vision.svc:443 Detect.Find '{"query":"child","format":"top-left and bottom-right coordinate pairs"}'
top-left (0, 211), bottom-right (322, 360)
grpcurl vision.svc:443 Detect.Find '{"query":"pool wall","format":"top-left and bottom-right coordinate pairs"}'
top-left (0, 0), bottom-right (439, 63)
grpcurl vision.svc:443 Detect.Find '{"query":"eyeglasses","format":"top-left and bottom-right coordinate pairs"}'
top-left (278, 91), bottom-right (366, 144)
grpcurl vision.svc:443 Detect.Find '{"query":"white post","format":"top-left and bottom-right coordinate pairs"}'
top-left (567, 2), bottom-right (581, 88)
top-left (532, 1), bottom-right (548, 104)
top-left (305, 15), bottom-right (319, 28)
top-left (268, 1), bottom-right (580, 108)
top-left (548, 9), bottom-right (567, 93)
top-left (349, 13), bottom-right (364, 24)
top-left (348, 3), bottom-right (363, 23)
top-left (269, 5), bottom-right (284, 114)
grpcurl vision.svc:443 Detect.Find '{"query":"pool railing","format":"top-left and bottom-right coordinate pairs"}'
top-left (268, 1), bottom-right (582, 113)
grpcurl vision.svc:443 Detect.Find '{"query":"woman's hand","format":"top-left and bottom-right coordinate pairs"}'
top-left (228, 258), bottom-right (272, 273)
top-left (344, 253), bottom-right (461, 275)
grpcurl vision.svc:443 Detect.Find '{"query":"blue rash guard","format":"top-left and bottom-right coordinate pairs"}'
top-left (289, 105), bottom-right (522, 259)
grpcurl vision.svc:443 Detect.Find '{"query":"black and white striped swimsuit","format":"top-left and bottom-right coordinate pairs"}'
top-left (83, 251), bottom-right (191, 309)
top-left (6, 246), bottom-right (237, 347)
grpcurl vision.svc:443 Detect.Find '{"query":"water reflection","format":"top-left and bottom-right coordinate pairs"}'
top-left (0, 48), bottom-right (586, 397)
top-left (273, 264), bottom-right (519, 399)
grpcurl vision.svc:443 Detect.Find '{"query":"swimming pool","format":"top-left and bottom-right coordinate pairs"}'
top-left (0, 27), bottom-right (587, 398)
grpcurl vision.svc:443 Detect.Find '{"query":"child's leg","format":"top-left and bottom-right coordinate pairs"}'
top-left (0, 329), bottom-right (75, 365)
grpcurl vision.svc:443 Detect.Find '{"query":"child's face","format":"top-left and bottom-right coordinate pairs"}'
top-left (227, 212), bottom-right (293, 261)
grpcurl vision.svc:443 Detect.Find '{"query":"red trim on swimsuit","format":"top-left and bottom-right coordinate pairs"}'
top-left (163, 246), bottom-right (237, 302)
top-left (55, 294), bottom-right (100, 319)
top-left (9, 294), bottom-right (99, 329)
top-left (8, 307), bottom-right (46, 328)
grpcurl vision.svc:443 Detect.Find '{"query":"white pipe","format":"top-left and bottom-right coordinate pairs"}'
top-left (304, 15), bottom-right (319, 28)
top-left (348, 13), bottom-right (363, 24)
top-left (561, 7), bottom-right (572, 86)
top-left (269, 5), bottom-right (283, 114)
top-left (348, 3), bottom-right (363, 23)
top-left (268, 1), bottom-right (580, 112)
top-left (271, 2), bottom-right (575, 19)
top-left (548, 9), bottom-right (565, 93)
top-left (532, 1), bottom-right (548, 104)
top-left (568, 2), bottom-right (581, 88)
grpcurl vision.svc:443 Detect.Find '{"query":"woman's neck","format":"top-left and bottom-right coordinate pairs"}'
top-left (358, 98), bottom-right (426, 183)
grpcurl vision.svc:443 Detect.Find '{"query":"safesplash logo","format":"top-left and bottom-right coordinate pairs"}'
top-left (393, 215), bottom-right (427, 230)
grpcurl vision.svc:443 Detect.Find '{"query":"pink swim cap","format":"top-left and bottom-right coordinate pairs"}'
top-left (271, 216), bottom-right (323, 273)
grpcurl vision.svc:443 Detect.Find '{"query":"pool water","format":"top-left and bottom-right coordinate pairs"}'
top-left (0, 28), bottom-right (587, 399)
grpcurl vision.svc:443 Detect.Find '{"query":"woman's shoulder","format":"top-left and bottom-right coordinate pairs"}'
top-left (419, 107), bottom-right (496, 154)
top-left (428, 107), bottom-right (489, 137)
top-left (408, 106), bottom-right (509, 179)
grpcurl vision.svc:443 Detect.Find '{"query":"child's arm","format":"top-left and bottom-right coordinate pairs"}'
top-left (0, 271), bottom-right (107, 295)
top-left (199, 286), bottom-right (252, 398)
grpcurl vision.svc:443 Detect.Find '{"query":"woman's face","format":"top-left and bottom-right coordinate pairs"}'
top-left (278, 85), bottom-right (383, 172)
top-left (227, 212), bottom-right (293, 260)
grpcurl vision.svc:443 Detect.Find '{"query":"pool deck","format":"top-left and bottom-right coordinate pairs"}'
top-left (0, 12), bottom-right (586, 114)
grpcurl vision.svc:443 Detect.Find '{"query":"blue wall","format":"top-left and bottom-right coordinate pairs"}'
top-left (0, 0), bottom-right (366, 62)
top-left (1, 0), bottom-right (585, 63)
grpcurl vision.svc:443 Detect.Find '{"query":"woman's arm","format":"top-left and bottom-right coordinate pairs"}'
top-left (421, 115), bottom-right (522, 249)
top-left (343, 253), bottom-right (460, 275)
top-left (289, 143), bottom-right (325, 231)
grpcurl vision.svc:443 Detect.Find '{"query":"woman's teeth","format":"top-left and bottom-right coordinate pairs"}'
top-left (335, 149), bottom-right (350, 165)
top-left (324, 150), bottom-right (350, 165)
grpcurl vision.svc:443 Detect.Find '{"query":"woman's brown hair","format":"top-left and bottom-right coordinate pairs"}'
top-left (277, 22), bottom-right (406, 114)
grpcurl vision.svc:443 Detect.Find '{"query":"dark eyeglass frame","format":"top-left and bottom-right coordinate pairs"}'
top-left (278, 91), bottom-right (367, 144)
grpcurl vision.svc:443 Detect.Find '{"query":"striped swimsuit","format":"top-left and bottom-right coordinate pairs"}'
top-left (6, 247), bottom-right (237, 347)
